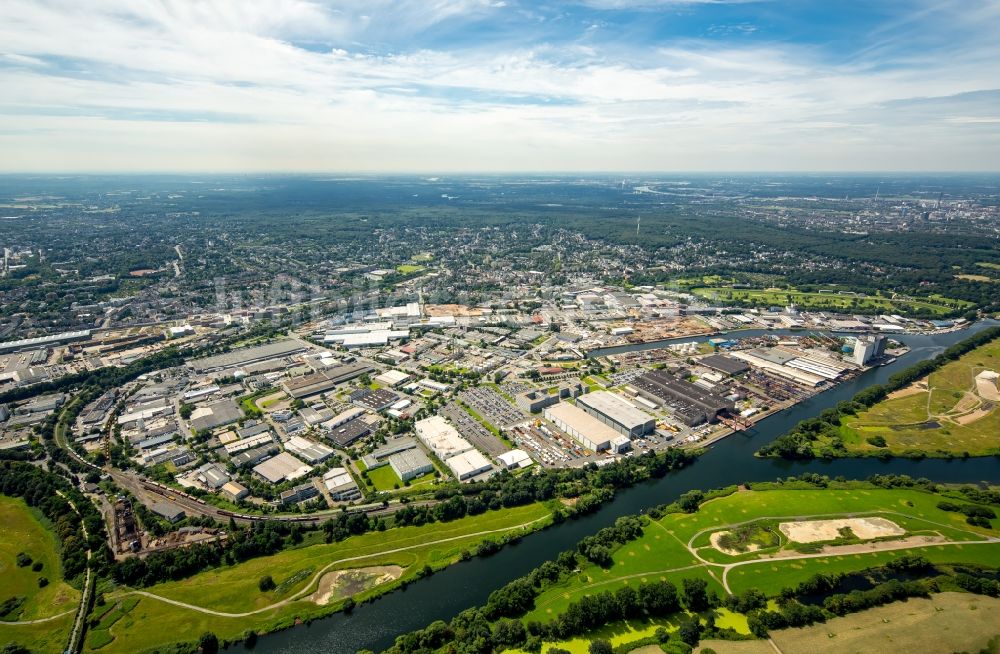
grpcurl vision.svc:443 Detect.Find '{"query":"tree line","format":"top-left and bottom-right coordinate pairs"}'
top-left (758, 325), bottom-right (1000, 459)
top-left (0, 461), bottom-right (112, 580)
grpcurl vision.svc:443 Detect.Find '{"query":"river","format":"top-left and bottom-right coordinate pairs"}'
top-left (257, 322), bottom-right (1000, 654)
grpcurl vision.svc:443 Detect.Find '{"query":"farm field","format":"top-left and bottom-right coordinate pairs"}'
top-left (87, 502), bottom-right (553, 653)
top-left (840, 337), bottom-right (1000, 456)
top-left (700, 592), bottom-right (1000, 654)
top-left (690, 286), bottom-right (969, 316)
top-left (0, 496), bottom-right (80, 654)
top-left (523, 487), bottom-right (999, 625)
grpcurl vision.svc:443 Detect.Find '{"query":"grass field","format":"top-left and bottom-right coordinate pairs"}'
top-left (0, 497), bottom-right (81, 620)
top-left (367, 463), bottom-right (404, 490)
top-left (88, 502), bottom-right (553, 653)
top-left (0, 496), bottom-right (80, 653)
top-left (523, 487), bottom-right (998, 626)
top-left (839, 337), bottom-right (1000, 456)
top-left (396, 264), bottom-right (425, 274)
top-left (701, 592), bottom-right (1000, 654)
top-left (691, 286), bottom-right (969, 316)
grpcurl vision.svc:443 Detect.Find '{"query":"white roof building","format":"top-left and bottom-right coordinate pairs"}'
top-left (446, 449), bottom-right (493, 481)
top-left (497, 449), bottom-right (533, 470)
top-left (415, 415), bottom-right (474, 459)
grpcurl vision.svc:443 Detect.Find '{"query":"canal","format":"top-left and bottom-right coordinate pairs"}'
top-left (258, 322), bottom-right (1000, 654)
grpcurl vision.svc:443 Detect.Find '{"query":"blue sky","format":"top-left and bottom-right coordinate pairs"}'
top-left (1, 0), bottom-right (998, 172)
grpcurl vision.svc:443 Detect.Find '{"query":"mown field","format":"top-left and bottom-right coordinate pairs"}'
top-left (522, 487), bottom-right (998, 631)
top-left (0, 496), bottom-right (81, 654)
top-left (839, 337), bottom-right (1000, 456)
top-left (691, 286), bottom-right (969, 316)
top-left (700, 592), bottom-right (1000, 654)
top-left (87, 502), bottom-right (553, 653)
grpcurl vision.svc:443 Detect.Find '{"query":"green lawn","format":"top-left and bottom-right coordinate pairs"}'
top-left (691, 286), bottom-right (970, 317)
top-left (0, 496), bottom-right (80, 654)
top-left (367, 464), bottom-right (403, 490)
top-left (524, 487), bottom-right (999, 627)
top-left (396, 264), bottom-right (425, 274)
top-left (840, 337), bottom-right (1000, 456)
top-left (90, 502), bottom-right (554, 653)
top-left (0, 497), bottom-right (81, 620)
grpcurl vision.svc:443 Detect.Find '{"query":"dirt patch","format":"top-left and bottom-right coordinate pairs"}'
top-left (779, 517), bottom-right (904, 543)
top-left (711, 530), bottom-right (761, 556)
top-left (955, 407), bottom-right (993, 425)
top-left (767, 534), bottom-right (944, 559)
top-left (887, 382), bottom-right (927, 400)
top-left (951, 392), bottom-right (981, 414)
top-left (975, 371), bottom-right (1000, 401)
top-left (309, 565), bottom-right (403, 605)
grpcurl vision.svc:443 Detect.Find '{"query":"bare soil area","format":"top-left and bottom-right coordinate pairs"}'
top-left (710, 531), bottom-right (762, 556)
top-left (309, 565), bottom-right (403, 605)
top-left (779, 517), bottom-right (904, 543)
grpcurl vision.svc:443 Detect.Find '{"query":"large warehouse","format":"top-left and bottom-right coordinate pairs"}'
top-left (187, 339), bottom-right (306, 373)
top-left (577, 391), bottom-right (655, 438)
top-left (252, 451), bottom-right (312, 484)
top-left (445, 449), bottom-right (494, 481)
top-left (414, 416), bottom-right (474, 459)
top-left (632, 370), bottom-right (733, 426)
top-left (281, 361), bottom-right (374, 399)
top-left (544, 402), bottom-right (631, 453)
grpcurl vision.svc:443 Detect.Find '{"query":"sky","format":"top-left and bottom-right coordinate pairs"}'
top-left (1, 0), bottom-right (999, 173)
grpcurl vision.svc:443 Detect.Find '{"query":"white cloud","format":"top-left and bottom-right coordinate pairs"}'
top-left (0, 0), bottom-right (997, 171)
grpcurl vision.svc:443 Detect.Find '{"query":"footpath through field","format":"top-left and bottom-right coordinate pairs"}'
top-left (125, 512), bottom-right (552, 618)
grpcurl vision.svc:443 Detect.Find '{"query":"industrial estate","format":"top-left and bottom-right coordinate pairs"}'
top-left (0, 172), bottom-right (998, 654)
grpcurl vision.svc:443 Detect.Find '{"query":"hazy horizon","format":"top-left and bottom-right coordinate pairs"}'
top-left (3, 0), bottom-right (1000, 173)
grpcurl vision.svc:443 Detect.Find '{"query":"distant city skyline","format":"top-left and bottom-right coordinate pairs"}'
top-left (2, 0), bottom-right (999, 172)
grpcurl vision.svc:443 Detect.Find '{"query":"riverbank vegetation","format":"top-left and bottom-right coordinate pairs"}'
top-left (381, 474), bottom-right (1000, 654)
top-left (758, 325), bottom-right (1000, 459)
top-left (87, 502), bottom-right (555, 654)
top-left (691, 286), bottom-right (970, 317)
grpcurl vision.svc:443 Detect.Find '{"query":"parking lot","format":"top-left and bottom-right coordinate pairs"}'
top-left (459, 387), bottom-right (529, 428)
top-left (441, 401), bottom-right (509, 457)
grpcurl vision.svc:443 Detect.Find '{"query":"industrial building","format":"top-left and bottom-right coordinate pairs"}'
top-left (415, 416), bottom-right (474, 459)
top-left (543, 402), bottom-right (631, 453)
top-left (515, 381), bottom-right (585, 413)
top-left (151, 502), bottom-right (186, 523)
top-left (189, 399), bottom-right (243, 432)
top-left (187, 339), bottom-right (306, 373)
top-left (324, 415), bottom-right (376, 447)
top-left (361, 437), bottom-right (420, 469)
top-left (252, 451), bottom-right (312, 484)
top-left (577, 391), bottom-right (655, 438)
top-left (374, 369), bottom-right (411, 387)
top-left (354, 388), bottom-right (400, 412)
top-left (323, 467), bottom-right (362, 501)
top-left (281, 362), bottom-right (374, 399)
top-left (497, 449), bottom-right (533, 470)
top-left (388, 449), bottom-right (435, 481)
top-left (284, 435), bottom-right (336, 464)
top-left (631, 370), bottom-right (732, 426)
top-left (445, 449), bottom-right (494, 481)
top-left (853, 334), bottom-right (887, 366)
top-left (279, 483), bottom-right (319, 505)
top-left (221, 481), bottom-right (249, 502)
top-left (0, 329), bottom-right (91, 354)
top-left (700, 354), bottom-right (750, 376)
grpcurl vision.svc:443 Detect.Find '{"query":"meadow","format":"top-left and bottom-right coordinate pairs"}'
top-left (86, 502), bottom-right (553, 653)
top-left (700, 592), bottom-right (1000, 654)
top-left (523, 487), bottom-right (998, 625)
top-left (691, 286), bottom-right (968, 316)
top-left (0, 496), bottom-right (81, 653)
top-left (840, 337), bottom-right (1000, 456)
